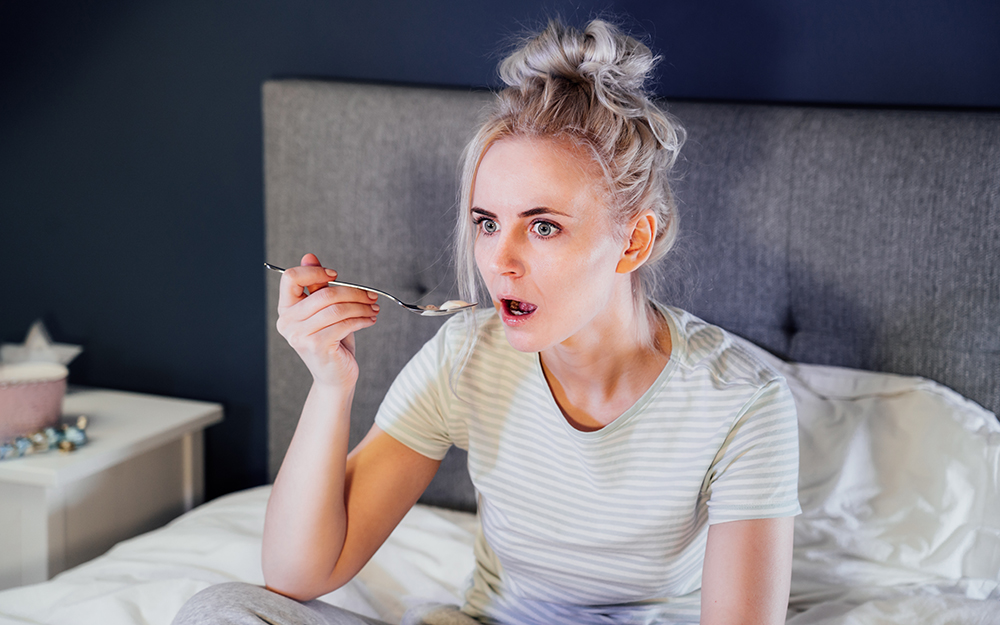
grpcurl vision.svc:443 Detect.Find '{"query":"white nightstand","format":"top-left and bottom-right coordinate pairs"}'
top-left (0, 388), bottom-right (223, 590)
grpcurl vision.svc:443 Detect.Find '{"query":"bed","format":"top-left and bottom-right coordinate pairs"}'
top-left (1, 80), bottom-right (997, 624)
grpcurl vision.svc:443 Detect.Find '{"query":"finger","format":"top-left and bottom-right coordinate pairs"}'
top-left (299, 253), bottom-right (324, 295)
top-left (290, 300), bottom-right (381, 339)
top-left (297, 254), bottom-right (379, 302)
top-left (277, 288), bottom-right (379, 337)
top-left (306, 313), bottom-right (378, 348)
top-left (278, 303), bottom-right (379, 354)
top-left (297, 253), bottom-right (337, 297)
top-left (283, 284), bottom-right (379, 324)
top-left (277, 264), bottom-right (339, 309)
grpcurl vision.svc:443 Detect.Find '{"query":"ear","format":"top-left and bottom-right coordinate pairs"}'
top-left (616, 211), bottom-right (657, 274)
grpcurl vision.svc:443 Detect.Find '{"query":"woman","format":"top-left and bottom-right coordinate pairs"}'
top-left (175, 18), bottom-right (799, 625)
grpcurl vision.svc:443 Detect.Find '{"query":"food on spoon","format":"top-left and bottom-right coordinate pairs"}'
top-left (440, 300), bottom-right (471, 310)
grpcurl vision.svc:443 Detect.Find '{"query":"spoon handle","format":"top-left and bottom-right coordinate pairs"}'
top-left (264, 263), bottom-right (398, 303)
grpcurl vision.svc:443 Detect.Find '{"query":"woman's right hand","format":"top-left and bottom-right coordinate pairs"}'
top-left (275, 253), bottom-right (379, 389)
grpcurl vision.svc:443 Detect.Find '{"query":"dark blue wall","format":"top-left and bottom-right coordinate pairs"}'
top-left (2, 0), bottom-right (998, 500)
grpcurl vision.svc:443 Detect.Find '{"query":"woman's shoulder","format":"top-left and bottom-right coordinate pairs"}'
top-left (657, 303), bottom-right (785, 390)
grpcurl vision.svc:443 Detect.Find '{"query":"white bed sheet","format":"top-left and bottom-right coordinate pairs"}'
top-left (1, 355), bottom-right (998, 624)
top-left (0, 487), bottom-right (477, 625)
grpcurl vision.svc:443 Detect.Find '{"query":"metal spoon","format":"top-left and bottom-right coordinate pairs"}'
top-left (264, 263), bottom-right (476, 317)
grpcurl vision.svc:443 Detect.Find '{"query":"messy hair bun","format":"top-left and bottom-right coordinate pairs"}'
top-left (455, 18), bottom-right (685, 348)
top-left (499, 19), bottom-right (665, 128)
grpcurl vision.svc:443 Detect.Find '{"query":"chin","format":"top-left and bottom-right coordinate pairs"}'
top-left (501, 328), bottom-right (542, 353)
top-left (500, 323), bottom-right (561, 354)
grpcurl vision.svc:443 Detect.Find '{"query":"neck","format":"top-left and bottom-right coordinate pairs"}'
top-left (540, 297), bottom-right (670, 431)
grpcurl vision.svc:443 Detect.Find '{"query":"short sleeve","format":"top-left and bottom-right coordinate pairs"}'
top-left (704, 378), bottom-right (801, 524)
top-left (374, 324), bottom-right (455, 460)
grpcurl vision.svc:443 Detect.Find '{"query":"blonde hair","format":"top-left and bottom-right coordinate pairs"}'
top-left (453, 18), bottom-right (685, 351)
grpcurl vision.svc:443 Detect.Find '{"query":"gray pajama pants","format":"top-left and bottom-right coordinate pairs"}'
top-left (172, 582), bottom-right (481, 625)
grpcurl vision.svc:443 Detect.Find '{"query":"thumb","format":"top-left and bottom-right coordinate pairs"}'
top-left (297, 252), bottom-right (329, 296)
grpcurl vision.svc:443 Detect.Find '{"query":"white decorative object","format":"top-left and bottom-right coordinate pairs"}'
top-left (0, 320), bottom-right (82, 367)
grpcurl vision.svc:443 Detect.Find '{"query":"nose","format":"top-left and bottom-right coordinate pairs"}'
top-left (486, 230), bottom-right (526, 278)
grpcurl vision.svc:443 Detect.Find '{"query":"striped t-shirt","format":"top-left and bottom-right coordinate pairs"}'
top-left (375, 303), bottom-right (800, 625)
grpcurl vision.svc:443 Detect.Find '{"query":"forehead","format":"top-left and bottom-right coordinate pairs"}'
top-left (472, 136), bottom-right (608, 211)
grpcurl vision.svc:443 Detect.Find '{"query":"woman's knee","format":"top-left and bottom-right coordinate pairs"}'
top-left (172, 582), bottom-right (275, 624)
top-left (172, 582), bottom-right (389, 625)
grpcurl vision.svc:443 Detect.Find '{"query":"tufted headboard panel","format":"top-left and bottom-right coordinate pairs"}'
top-left (264, 79), bottom-right (999, 512)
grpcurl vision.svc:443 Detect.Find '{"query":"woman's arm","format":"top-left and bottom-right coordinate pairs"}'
top-left (263, 416), bottom-right (439, 600)
top-left (700, 516), bottom-right (795, 625)
top-left (260, 254), bottom-right (440, 601)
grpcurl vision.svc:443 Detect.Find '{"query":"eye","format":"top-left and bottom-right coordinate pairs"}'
top-left (472, 215), bottom-right (498, 234)
top-left (478, 218), bottom-right (498, 234)
top-left (531, 221), bottom-right (559, 237)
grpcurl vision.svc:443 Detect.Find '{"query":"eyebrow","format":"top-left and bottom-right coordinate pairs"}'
top-left (471, 207), bottom-right (572, 219)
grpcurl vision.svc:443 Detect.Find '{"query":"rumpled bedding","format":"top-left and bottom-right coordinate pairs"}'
top-left (0, 487), bottom-right (477, 625)
top-left (0, 356), bottom-right (997, 624)
top-left (767, 356), bottom-right (1000, 623)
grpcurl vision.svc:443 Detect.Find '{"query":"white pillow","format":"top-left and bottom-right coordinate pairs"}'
top-left (736, 340), bottom-right (1000, 608)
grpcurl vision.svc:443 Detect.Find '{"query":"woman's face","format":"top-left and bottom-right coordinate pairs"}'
top-left (472, 136), bottom-right (634, 354)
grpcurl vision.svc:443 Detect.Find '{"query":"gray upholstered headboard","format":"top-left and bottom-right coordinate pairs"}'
top-left (264, 79), bottom-right (1000, 512)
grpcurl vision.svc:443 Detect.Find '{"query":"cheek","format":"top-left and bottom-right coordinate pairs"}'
top-left (473, 240), bottom-right (489, 274)
top-left (571, 235), bottom-right (624, 277)
top-left (473, 240), bottom-right (501, 295)
top-left (550, 240), bottom-right (625, 304)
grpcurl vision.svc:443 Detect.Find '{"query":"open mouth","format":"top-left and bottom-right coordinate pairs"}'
top-left (502, 298), bottom-right (538, 317)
